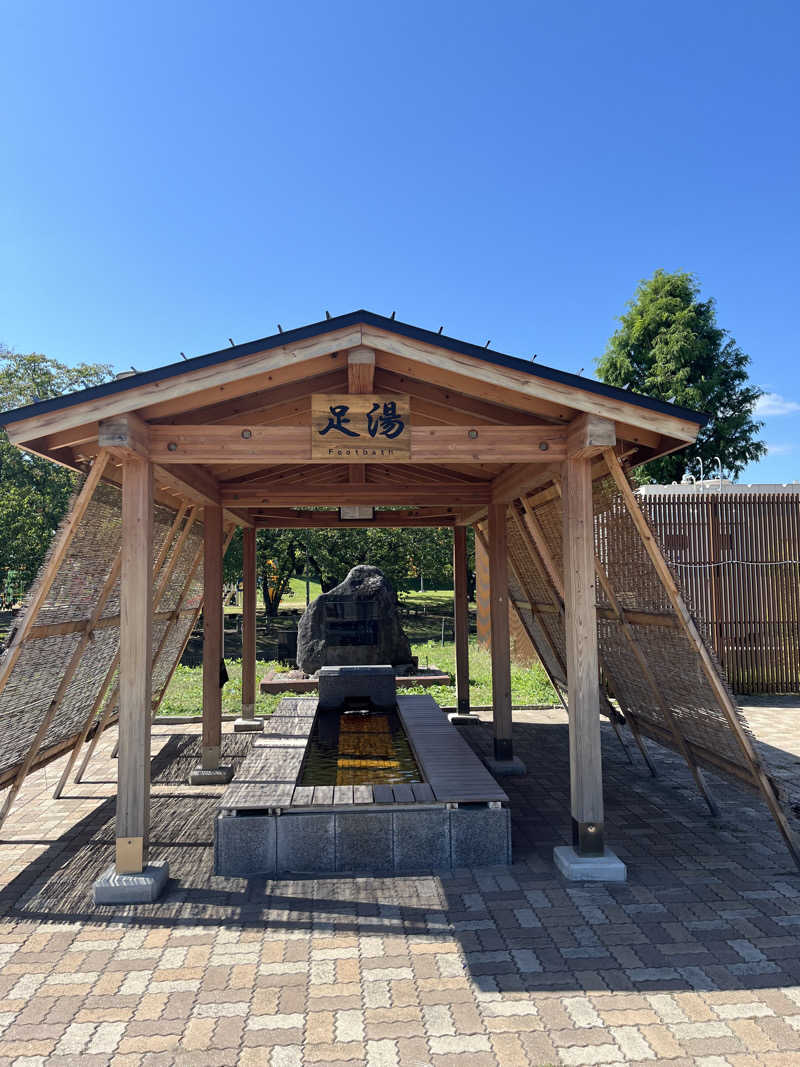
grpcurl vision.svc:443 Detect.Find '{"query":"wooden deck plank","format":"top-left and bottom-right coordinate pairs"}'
top-left (397, 694), bottom-right (509, 804)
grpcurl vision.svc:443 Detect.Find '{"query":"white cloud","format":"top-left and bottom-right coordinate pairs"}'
top-left (754, 392), bottom-right (800, 416)
top-left (766, 443), bottom-right (794, 456)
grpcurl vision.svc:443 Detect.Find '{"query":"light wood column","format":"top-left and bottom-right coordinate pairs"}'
top-left (562, 456), bottom-right (604, 856)
top-left (238, 526), bottom-right (259, 728)
top-left (488, 501), bottom-right (513, 761)
top-left (453, 526), bottom-right (470, 714)
top-left (202, 504), bottom-right (223, 769)
top-left (116, 456), bottom-right (153, 874)
top-left (242, 527), bottom-right (257, 717)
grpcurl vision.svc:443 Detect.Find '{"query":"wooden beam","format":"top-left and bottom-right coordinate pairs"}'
top-left (241, 527), bottom-right (257, 721)
top-left (98, 413), bottom-right (150, 460)
top-left (373, 367), bottom-right (546, 425)
top-left (363, 326), bottom-right (701, 442)
top-left (222, 485), bottom-right (491, 506)
top-left (115, 455), bottom-right (153, 875)
top-left (453, 526), bottom-right (470, 714)
top-left (148, 367), bottom-right (345, 426)
top-left (491, 463), bottom-right (557, 503)
top-left (487, 502), bottom-right (513, 761)
top-left (567, 413), bottom-right (616, 459)
top-left (5, 327), bottom-right (362, 442)
top-left (251, 507), bottom-right (457, 528)
top-left (347, 346), bottom-right (375, 394)
top-left (562, 455), bottom-right (604, 856)
top-left (146, 424), bottom-right (566, 465)
top-left (202, 504), bottom-right (223, 770)
top-left (604, 448), bottom-right (800, 868)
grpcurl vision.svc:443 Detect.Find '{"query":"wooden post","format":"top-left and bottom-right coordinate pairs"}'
top-left (453, 526), bottom-right (470, 714)
top-left (234, 525), bottom-right (262, 731)
top-left (487, 501), bottom-right (513, 761)
top-left (115, 455), bottom-right (153, 874)
top-left (562, 456), bottom-right (604, 856)
top-left (242, 526), bottom-right (256, 717)
top-left (202, 504), bottom-right (223, 770)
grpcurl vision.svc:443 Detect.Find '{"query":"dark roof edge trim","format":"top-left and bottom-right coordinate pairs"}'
top-left (0, 309), bottom-right (710, 428)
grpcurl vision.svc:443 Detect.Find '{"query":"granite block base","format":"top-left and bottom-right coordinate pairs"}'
top-left (483, 756), bottom-right (527, 777)
top-left (393, 808), bottom-right (450, 872)
top-left (233, 717), bottom-right (264, 733)
top-left (215, 813), bottom-right (276, 876)
top-left (189, 765), bottom-right (234, 785)
top-left (450, 807), bottom-right (511, 867)
top-left (93, 861), bottom-right (169, 904)
top-left (277, 813), bottom-right (335, 874)
top-left (554, 845), bottom-right (627, 882)
top-left (336, 811), bottom-right (394, 873)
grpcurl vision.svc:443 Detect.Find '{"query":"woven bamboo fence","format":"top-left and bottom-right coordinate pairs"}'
top-left (495, 452), bottom-right (800, 866)
top-left (0, 457), bottom-right (209, 823)
top-left (640, 489), bottom-right (800, 694)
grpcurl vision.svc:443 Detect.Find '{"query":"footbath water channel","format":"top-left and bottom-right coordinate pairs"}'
top-left (299, 701), bottom-right (422, 787)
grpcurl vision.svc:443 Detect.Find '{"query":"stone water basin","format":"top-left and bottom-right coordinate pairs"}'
top-left (214, 667), bottom-right (511, 877)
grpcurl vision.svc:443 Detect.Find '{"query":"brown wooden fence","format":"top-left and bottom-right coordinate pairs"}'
top-left (640, 489), bottom-right (800, 694)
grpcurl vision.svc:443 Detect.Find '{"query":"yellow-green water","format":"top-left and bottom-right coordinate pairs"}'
top-left (300, 708), bottom-right (422, 786)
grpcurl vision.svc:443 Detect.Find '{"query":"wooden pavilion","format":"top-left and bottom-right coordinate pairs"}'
top-left (2, 310), bottom-right (796, 894)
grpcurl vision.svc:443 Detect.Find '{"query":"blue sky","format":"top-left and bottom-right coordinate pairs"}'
top-left (2, 1), bottom-right (798, 482)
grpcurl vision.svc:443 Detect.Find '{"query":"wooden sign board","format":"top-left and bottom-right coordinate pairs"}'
top-left (311, 394), bottom-right (411, 461)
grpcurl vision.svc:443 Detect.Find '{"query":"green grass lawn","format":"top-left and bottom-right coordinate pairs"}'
top-left (157, 638), bottom-right (557, 718)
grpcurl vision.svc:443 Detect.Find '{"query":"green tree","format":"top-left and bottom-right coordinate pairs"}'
top-left (223, 523), bottom-right (465, 617)
top-left (0, 347), bottom-right (114, 598)
top-left (596, 270), bottom-right (766, 483)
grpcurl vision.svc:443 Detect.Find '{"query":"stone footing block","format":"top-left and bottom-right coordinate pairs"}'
top-left (336, 811), bottom-right (393, 873)
top-left (233, 717), bottom-right (264, 733)
top-left (189, 765), bottom-right (234, 785)
top-left (553, 845), bottom-right (627, 882)
top-left (450, 807), bottom-right (511, 867)
top-left (277, 813), bottom-right (335, 873)
top-left (93, 861), bottom-right (169, 904)
top-left (447, 712), bottom-right (482, 724)
top-left (393, 808), bottom-right (450, 872)
top-left (214, 813), bottom-right (276, 876)
top-left (483, 756), bottom-right (527, 776)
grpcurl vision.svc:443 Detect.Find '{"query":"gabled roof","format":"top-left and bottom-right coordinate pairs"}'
top-left (0, 309), bottom-right (709, 428)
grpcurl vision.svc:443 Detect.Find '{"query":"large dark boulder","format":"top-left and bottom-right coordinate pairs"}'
top-left (296, 565), bottom-right (413, 675)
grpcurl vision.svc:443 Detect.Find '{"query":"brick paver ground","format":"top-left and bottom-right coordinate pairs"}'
top-left (0, 699), bottom-right (799, 1065)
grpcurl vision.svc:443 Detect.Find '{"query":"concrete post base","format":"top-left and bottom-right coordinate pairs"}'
top-left (483, 756), bottom-right (527, 776)
top-left (447, 712), bottom-right (482, 725)
top-left (189, 765), bottom-right (234, 785)
top-left (233, 717), bottom-right (264, 733)
top-left (554, 845), bottom-right (627, 882)
top-left (93, 861), bottom-right (169, 904)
